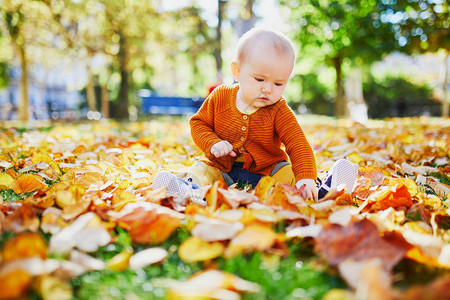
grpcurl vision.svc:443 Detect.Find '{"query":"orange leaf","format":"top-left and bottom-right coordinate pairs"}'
top-left (117, 207), bottom-right (180, 244)
top-left (260, 182), bottom-right (298, 211)
top-left (62, 198), bottom-right (91, 220)
top-left (11, 174), bottom-right (48, 194)
top-left (405, 247), bottom-right (444, 268)
top-left (374, 179), bottom-right (413, 210)
top-left (2, 232), bottom-right (47, 263)
top-left (0, 269), bottom-right (32, 299)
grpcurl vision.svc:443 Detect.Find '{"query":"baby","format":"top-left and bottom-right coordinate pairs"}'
top-left (153, 28), bottom-right (357, 200)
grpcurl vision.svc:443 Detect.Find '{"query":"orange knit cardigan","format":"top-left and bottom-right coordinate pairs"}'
top-left (189, 84), bottom-right (317, 181)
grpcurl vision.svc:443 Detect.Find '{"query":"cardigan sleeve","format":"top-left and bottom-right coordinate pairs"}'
top-left (274, 103), bottom-right (317, 181)
top-left (189, 88), bottom-right (223, 155)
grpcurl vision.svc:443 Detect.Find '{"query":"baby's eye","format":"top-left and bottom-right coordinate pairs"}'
top-left (254, 77), bottom-right (263, 82)
top-left (275, 83), bottom-right (283, 87)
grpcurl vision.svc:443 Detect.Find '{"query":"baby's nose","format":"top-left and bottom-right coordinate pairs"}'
top-left (262, 83), bottom-right (271, 93)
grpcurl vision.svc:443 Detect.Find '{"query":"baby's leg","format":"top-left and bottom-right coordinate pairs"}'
top-left (151, 161), bottom-right (222, 198)
top-left (179, 161), bottom-right (223, 187)
top-left (270, 162), bottom-right (295, 185)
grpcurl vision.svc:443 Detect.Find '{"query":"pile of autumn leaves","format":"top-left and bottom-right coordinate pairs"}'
top-left (0, 117), bottom-right (449, 299)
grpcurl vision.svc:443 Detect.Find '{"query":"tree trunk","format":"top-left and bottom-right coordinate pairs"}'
top-left (86, 64), bottom-right (96, 112)
top-left (116, 36), bottom-right (129, 120)
top-left (17, 42), bottom-right (29, 121)
top-left (101, 84), bottom-right (109, 118)
top-left (442, 51), bottom-right (449, 117)
top-left (214, 0), bottom-right (226, 77)
top-left (345, 67), bottom-right (368, 123)
top-left (333, 55), bottom-right (345, 118)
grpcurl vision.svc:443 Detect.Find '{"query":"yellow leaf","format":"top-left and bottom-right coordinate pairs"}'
top-left (106, 247), bottom-right (134, 271)
top-left (112, 190), bottom-right (136, 211)
top-left (225, 224), bottom-right (278, 258)
top-left (31, 154), bottom-right (62, 175)
top-left (55, 190), bottom-right (76, 209)
top-left (348, 152), bottom-right (365, 165)
top-left (0, 173), bottom-right (14, 190)
top-left (205, 180), bottom-right (219, 212)
top-left (179, 236), bottom-right (224, 262)
top-left (34, 275), bottom-right (73, 300)
top-left (254, 176), bottom-right (275, 200)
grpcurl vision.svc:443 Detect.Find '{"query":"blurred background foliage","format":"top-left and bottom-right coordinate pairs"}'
top-left (0, 0), bottom-right (448, 121)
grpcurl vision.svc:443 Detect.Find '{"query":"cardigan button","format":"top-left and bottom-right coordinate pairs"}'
top-left (240, 136), bottom-right (245, 141)
top-left (241, 126), bottom-right (247, 131)
top-left (243, 115), bottom-right (248, 120)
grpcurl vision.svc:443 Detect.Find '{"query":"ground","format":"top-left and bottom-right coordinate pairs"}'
top-left (0, 116), bottom-right (449, 299)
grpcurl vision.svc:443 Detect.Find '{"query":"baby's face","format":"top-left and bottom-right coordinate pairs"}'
top-left (235, 44), bottom-right (294, 110)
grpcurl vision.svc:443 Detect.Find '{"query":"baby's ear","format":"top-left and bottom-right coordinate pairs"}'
top-left (231, 62), bottom-right (240, 81)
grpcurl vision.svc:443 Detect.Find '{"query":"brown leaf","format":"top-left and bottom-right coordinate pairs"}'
top-left (316, 219), bottom-right (411, 271)
top-left (2, 203), bottom-right (40, 233)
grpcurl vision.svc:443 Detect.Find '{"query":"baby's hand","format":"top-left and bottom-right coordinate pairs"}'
top-left (295, 179), bottom-right (318, 201)
top-left (210, 140), bottom-right (237, 158)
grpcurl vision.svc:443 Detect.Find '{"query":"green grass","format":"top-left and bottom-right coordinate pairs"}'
top-left (71, 228), bottom-right (344, 300)
top-left (0, 189), bottom-right (34, 202)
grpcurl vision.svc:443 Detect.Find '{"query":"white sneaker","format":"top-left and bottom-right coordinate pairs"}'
top-left (152, 171), bottom-right (198, 197)
top-left (319, 159), bottom-right (358, 195)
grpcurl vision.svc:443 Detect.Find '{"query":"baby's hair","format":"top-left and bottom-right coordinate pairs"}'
top-left (234, 27), bottom-right (295, 64)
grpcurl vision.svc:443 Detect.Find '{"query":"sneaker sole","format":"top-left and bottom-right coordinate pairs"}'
top-left (330, 159), bottom-right (358, 192)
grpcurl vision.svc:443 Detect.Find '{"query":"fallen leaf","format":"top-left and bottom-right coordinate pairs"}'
top-left (0, 173), bottom-right (14, 189)
top-left (254, 176), bottom-right (275, 199)
top-left (34, 275), bottom-right (73, 300)
top-left (179, 236), bottom-right (224, 262)
top-left (49, 212), bottom-right (111, 254)
top-left (106, 247), bottom-right (134, 271)
top-left (0, 269), bottom-right (32, 299)
top-left (315, 219), bottom-right (411, 272)
top-left (2, 232), bottom-right (47, 263)
top-left (2, 203), bottom-right (40, 233)
top-left (225, 224), bottom-right (279, 258)
top-left (191, 216), bottom-right (244, 241)
top-left (117, 207), bottom-right (180, 244)
top-left (165, 270), bottom-right (260, 298)
top-left (129, 247), bottom-right (168, 270)
top-left (11, 173), bottom-right (48, 194)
